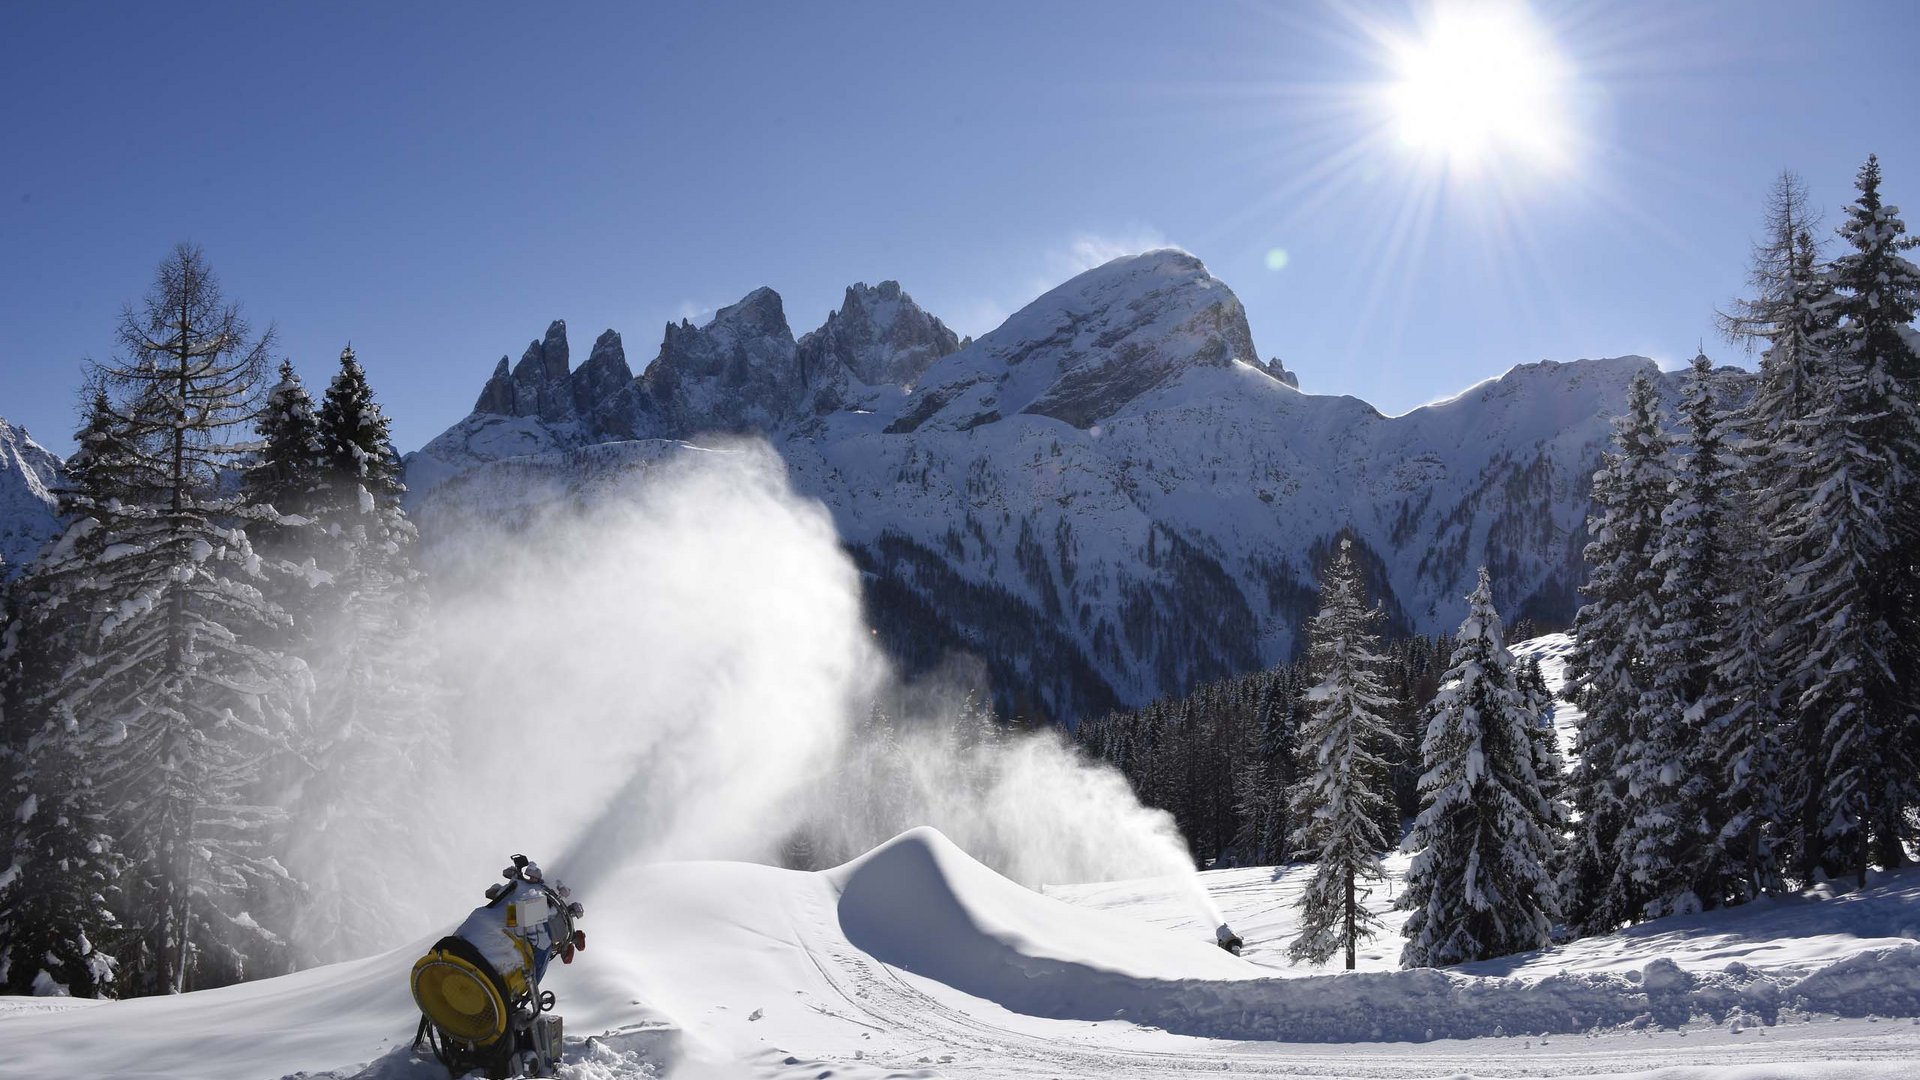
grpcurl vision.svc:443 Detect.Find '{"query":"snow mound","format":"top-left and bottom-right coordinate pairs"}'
top-left (829, 826), bottom-right (1253, 994)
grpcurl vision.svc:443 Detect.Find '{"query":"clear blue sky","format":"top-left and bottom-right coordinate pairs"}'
top-left (3, 1), bottom-right (1916, 455)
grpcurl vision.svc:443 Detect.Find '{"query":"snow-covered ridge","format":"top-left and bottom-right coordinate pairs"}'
top-left (408, 252), bottom-right (1735, 721)
top-left (0, 417), bottom-right (61, 578)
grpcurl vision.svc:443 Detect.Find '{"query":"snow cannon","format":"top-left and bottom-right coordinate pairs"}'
top-left (411, 855), bottom-right (585, 1079)
top-left (1215, 923), bottom-right (1244, 956)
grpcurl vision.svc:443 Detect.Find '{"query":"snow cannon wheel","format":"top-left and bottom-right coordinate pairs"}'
top-left (411, 936), bottom-right (512, 1049)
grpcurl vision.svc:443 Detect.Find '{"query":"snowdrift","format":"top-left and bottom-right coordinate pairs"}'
top-left (2, 827), bottom-right (1918, 1079)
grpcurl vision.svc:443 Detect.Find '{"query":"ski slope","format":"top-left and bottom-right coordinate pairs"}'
top-left (1, 828), bottom-right (1916, 1080)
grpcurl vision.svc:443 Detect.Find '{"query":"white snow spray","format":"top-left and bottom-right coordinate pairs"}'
top-left (810, 713), bottom-right (1227, 928)
top-left (401, 440), bottom-right (1221, 937)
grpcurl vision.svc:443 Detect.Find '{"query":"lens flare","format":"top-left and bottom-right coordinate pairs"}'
top-left (1384, 0), bottom-right (1573, 173)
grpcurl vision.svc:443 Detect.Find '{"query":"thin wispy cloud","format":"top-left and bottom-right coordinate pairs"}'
top-left (1049, 227), bottom-right (1180, 278)
top-left (948, 227), bottom-right (1187, 344)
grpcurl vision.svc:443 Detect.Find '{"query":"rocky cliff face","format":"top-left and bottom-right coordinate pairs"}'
top-left (407, 250), bottom-right (1716, 723)
top-left (797, 281), bottom-right (963, 406)
top-left (0, 418), bottom-right (63, 578)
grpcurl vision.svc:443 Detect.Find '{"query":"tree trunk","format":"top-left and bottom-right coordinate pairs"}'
top-left (1344, 866), bottom-right (1356, 971)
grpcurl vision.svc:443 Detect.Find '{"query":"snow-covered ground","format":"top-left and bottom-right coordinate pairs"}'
top-left (3, 826), bottom-right (1917, 1080)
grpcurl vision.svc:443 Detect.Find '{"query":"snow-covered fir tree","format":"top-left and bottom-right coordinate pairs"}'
top-left (1564, 370), bottom-right (1671, 932)
top-left (1287, 539), bottom-right (1399, 970)
top-left (21, 250), bottom-right (310, 993)
top-left (243, 361), bottom-right (335, 633)
top-left (1401, 570), bottom-right (1558, 968)
top-left (0, 475), bottom-right (124, 997)
top-left (1701, 471), bottom-right (1787, 902)
top-left (0, 673), bottom-right (122, 998)
top-left (1515, 656), bottom-right (1563, 807)
top-left (1710, 177), bottom-right (1834, 899)
top-left (1775, 155), bottom-right (1920, 885)
top-left (281, 345), bottom-right (445, 964)
top-left (244, 361), bottom-right (331, 549)
top-left (1620, 352), bottom-right (1736, 916)
top-left (317, 345), bottom-right (407, 519)
top-left (1514, 653), bottom-right (1567, 883)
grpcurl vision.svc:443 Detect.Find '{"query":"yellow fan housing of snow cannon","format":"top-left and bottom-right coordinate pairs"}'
top-left (411, 947), bottom-right (510, 1046)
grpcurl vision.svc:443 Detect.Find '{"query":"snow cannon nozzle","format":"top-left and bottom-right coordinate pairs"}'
top-left (1215, 924), bottom-right (1243, 956)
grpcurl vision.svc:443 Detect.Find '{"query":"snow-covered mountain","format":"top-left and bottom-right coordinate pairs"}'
top-left (0, 418), bottom-right (61, 578)
top-left (409, 250), bottom-right (1723, 722)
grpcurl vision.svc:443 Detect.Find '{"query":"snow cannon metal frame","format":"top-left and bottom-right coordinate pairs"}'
top-left (411, 854), bottom-right (586, 1079)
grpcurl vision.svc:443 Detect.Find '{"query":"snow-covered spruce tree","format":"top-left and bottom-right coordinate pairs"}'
top-left (31, 262), bottom-right (309, 995)
top-left (1719, 171), bottom-right (1836, 887)
top-left (1563, 370), bottom-right (1671, 933)
top-left (1401, 571), bottom-right (1558, 967)
top-left (1515, 656), bottom-right (1563, 804)
top-left (244, 361), bottom-right (330, 546)
top-left (1702, 471), bottom-right (1787, 902)
top-left (1287, 539), bottom-right (1399, 970)
top-left (0, 651), bottom-right (123, 998)
top-left (281, 345), bottom-right (445, 965)
top-left (1514, 653), bottom-right (1567, 879)
top-left (242, 362), bottom-right (335, 632)
top-left (0, 492), bottom-right (124, 997)
top-left (1619, 352), bottom-right (1739, 916)
top-left (1775, 156), bottom-right (1920, 885)
top-left (317, 345), bottom-right (406, 521)
top-left (1836, 156), bottom-right (1920, 875)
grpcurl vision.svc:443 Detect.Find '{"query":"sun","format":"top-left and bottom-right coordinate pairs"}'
top-left (1384, 1), bottom-right (1572, 172)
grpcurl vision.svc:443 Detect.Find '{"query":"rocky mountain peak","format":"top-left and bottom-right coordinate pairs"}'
top-left (888, 249), bottom-right (1259, 433)
top-left (639, 287), bottom-right (802, 438)
top-left (798, 279), bottom-right (961, 395)
top-left (524, 320), bottom-right (571, 382)
top-left (467, 320), bottom-right (639, 438)
top-left (572, 329), bottom-right (637, 439)
top-left (0, 417), bottom-right (63, 577)
top-left (712, 287), bottom-right (793, 343)
top-left (475, 319), bottom-right (573, 422)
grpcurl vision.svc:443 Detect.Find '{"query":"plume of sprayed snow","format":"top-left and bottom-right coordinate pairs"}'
top-left (376, 439), bottom-right (1218, 934)
top-left (799, 705), bottom-right (1224, 927)
top-left (413, 443), bottom-right (876, 912)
